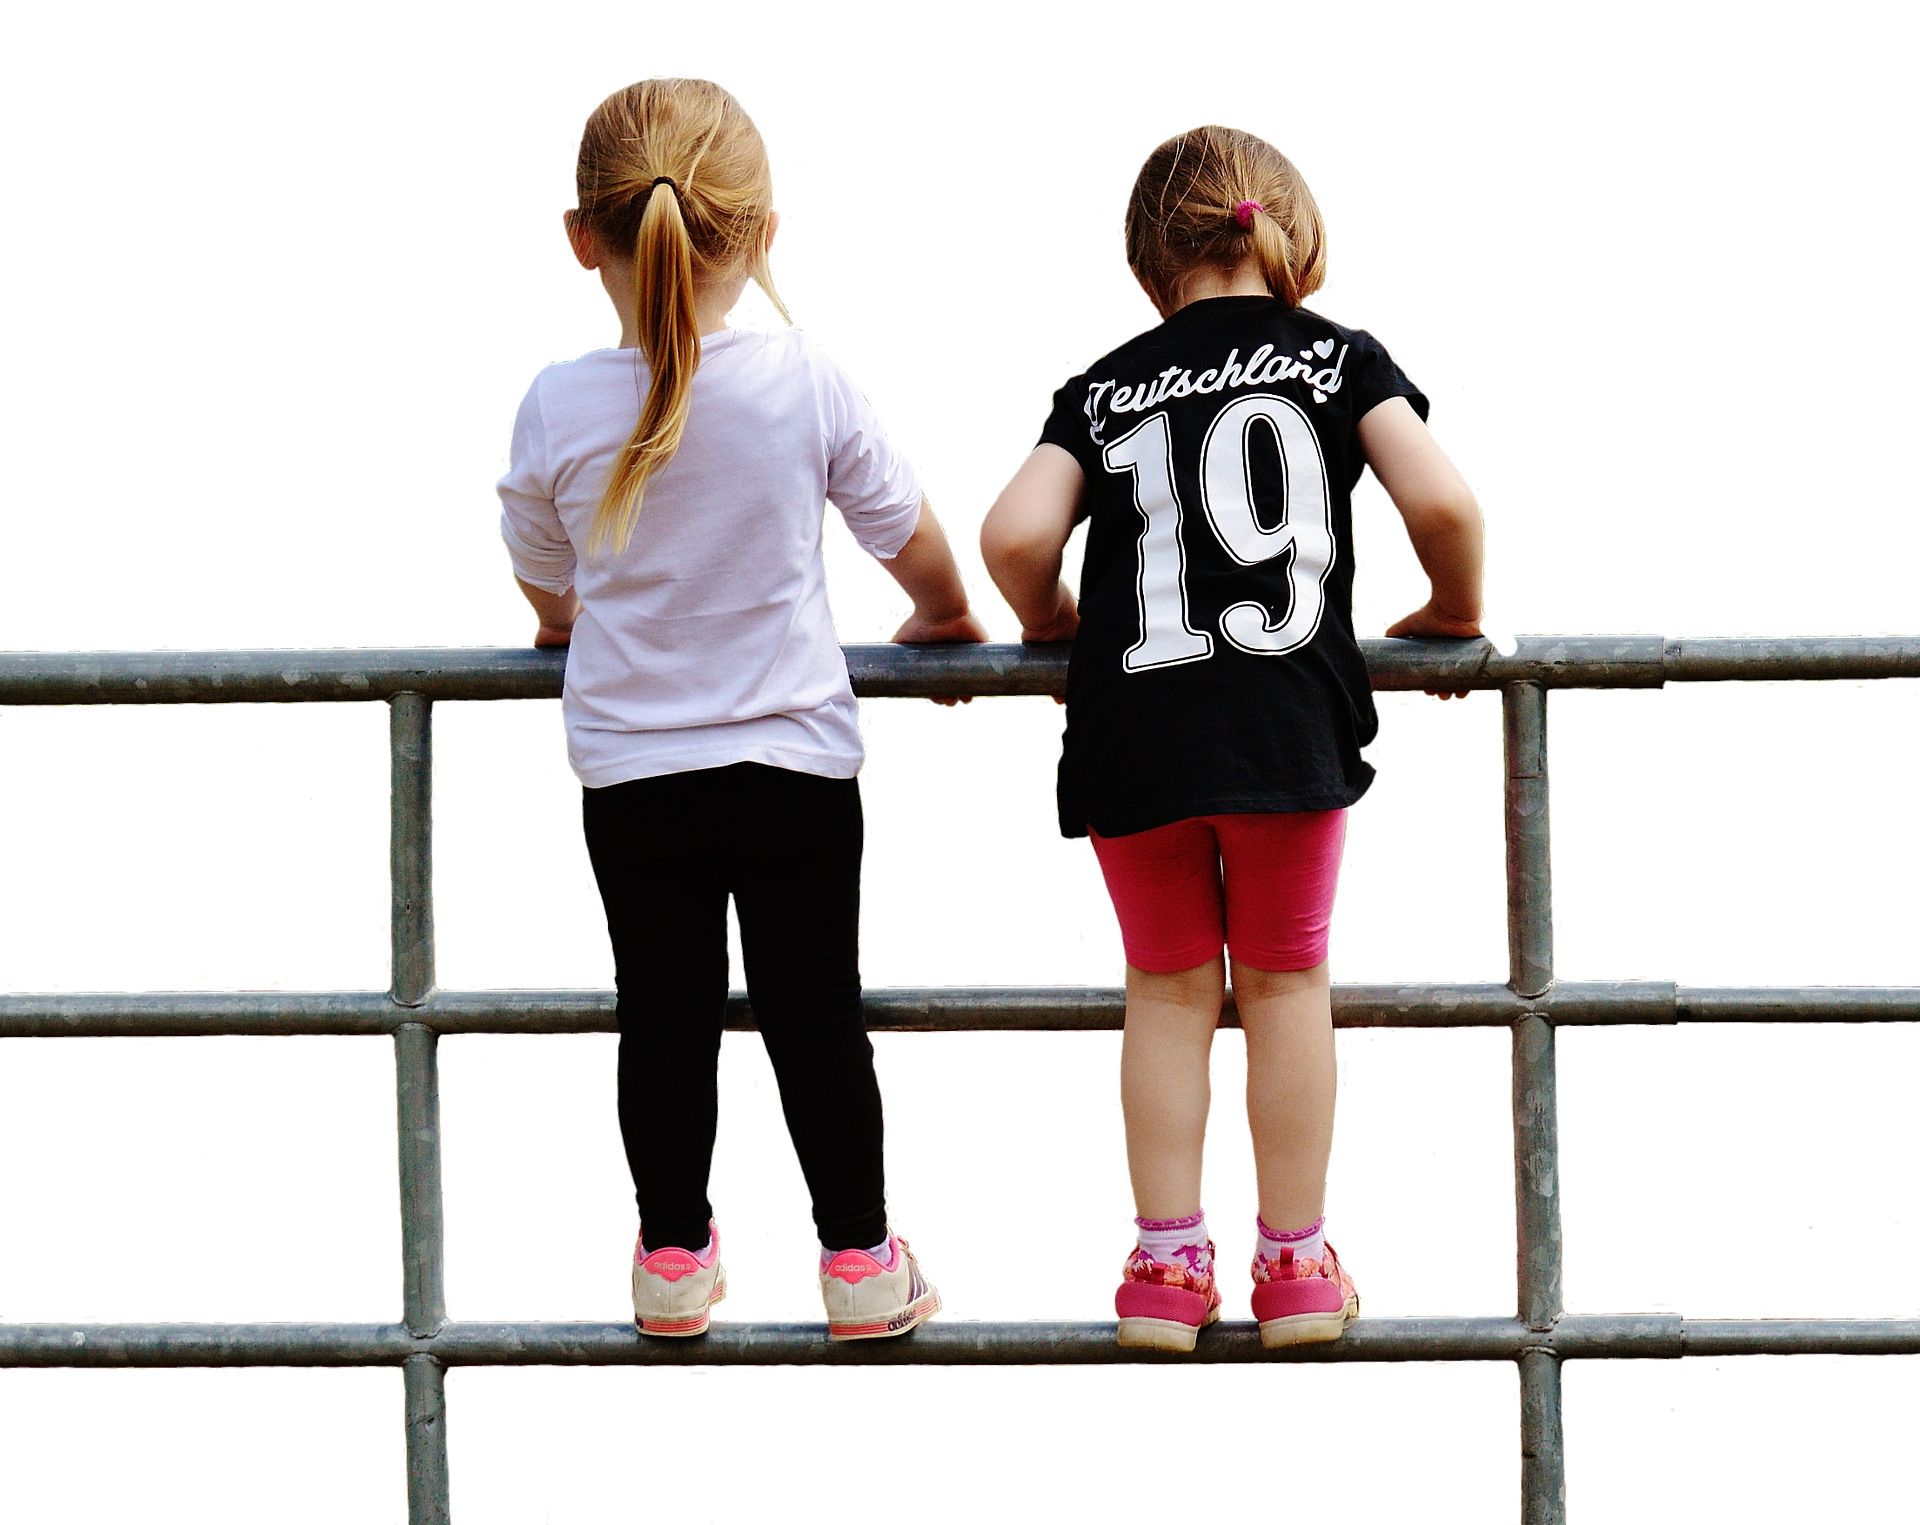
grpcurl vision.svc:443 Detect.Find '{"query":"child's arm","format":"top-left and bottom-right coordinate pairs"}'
top-left (979, 444), bottom-right (1083, 643)
top-left (516, 578), bottom-right (580, 648)
top-left (1359, 397), bottom-right (1485, 634)
top-left (883, 500), bottom-right (989, 645)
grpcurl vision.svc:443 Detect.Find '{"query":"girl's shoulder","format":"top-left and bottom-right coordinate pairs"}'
top-left (733, 323), bottom-right (849, 377)
top-left (733, 327), bottom-right (892, 423)
top-left (1291, 306), bottom-right (1398, 354)
top-left (515, 346), bottom-right (635, 408)
top-left (687, 325), bottom-right (858, 396)
top-left (722, 324), bottom-right (802, 356)
top-left (1221, 297), bottom-right (1405, 355)
top-left (1205, 297), bottom-right (1420, 380)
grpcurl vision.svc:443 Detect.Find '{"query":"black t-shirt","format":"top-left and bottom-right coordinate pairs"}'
top-left (1038, 295), bottom-right (1427, 839)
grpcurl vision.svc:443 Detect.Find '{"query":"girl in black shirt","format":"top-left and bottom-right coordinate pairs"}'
top-left (981, 125), bottom-right (1485, 1352)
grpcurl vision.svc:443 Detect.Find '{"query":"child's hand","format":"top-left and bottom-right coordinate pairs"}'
top-left (1020, 594), bottom-right (1080, 647)
top-left (1385, 601), bottom-right (1481, 640)
top-left (517, 579), bottom-right (579, 650)
top-left (1020, 592), bottom-right (1078, 704)
top-left (1384, 601), bottom-right (1481, 700)
top-left (891, 607), bottom-right (989, 705)
top-left (892, 608), bottom-right (989, 645)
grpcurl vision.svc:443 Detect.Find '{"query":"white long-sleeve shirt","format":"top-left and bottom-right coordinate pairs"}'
top-left (498, 328), bottom-right (922, 788)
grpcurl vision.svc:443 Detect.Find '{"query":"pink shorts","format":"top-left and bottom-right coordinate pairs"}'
top-left (1089, 810), bottom-right (1347, 974)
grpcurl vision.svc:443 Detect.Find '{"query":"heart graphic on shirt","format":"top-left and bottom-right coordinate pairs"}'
top-left (1312, 389), bottom-right (1328, 403)
top-left (1299, 349), bottom-right (1314, 360)
top-left (1313, 338), bottom-right (1336, 358)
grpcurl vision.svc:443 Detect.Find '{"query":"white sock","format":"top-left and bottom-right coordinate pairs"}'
top-left (1256, 1213), bottom-right (1326, 1266)
top-left (821, 1234), bottom-right (895, 1270)
top-left (1135, 1212), bottom-right (1213, 1276)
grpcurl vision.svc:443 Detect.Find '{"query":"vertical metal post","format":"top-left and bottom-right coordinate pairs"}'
top-left (395, 1021), bottom-right (446, 1334)
top-left (1504, 682), bottom-right (1565, 1524)
top-left (1519, 1347), bottom-right (1566, 1522)
top-left (404, 1353), bottom-right (452, 1525)
top-left (1504, 683), bottom-right (1553, 1002)
top-left (390, 693), bottom-right (450, 1524)
top-left (391, 692), bottom-right (436, 1009)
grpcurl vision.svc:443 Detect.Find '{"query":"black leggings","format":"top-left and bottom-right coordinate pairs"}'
top-left (582, 762), bottom-right (887, 1253)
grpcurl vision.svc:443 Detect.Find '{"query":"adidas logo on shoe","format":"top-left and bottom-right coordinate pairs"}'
top-left (640, 1250), bottom-right (702, 1281)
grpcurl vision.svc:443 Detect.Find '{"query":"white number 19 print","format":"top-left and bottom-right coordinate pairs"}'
top-left (1102, 395), bottom-right (1335, 672)
top-left (1101, 411), bottom-right (1213, 671)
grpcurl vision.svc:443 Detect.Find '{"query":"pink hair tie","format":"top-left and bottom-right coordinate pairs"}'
top-left (1234, 200), bottom-right (1263, 227)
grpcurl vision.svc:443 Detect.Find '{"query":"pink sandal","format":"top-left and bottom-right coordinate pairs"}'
top-left (1251, 1241), bottom-right (1359, 1348)
top-left (1115, 1244), bottom-right (1222, 1352)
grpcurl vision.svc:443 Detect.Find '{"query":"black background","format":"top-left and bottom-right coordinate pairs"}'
top-left (7, 41), bottom-right (1912, 1513)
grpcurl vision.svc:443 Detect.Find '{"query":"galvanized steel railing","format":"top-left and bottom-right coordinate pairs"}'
top-left (3, 636), bottom-right (1918, 1525)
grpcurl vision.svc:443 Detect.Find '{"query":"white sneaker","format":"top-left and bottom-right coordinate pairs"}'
top-left (819, 1234), bottom-right (941, 1341)
top-left (631, 1222), bottom-right (726, 1337)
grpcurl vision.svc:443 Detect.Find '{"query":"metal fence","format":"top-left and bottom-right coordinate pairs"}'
top-left (2, 635), bottom-right (1917, 1525)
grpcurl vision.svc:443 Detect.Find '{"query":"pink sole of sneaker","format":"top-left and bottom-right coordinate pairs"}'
top-left (1258, 1306), bottom-right (1352, 1348)
top-left (828, 1290), bottom-right (941, 1342)
top-left (1117, 1303), bottom-right (1222, 1353)
top-left (636, 1274), bottom-right (727, 1338)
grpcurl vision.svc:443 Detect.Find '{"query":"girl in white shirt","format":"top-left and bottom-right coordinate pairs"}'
top-left (498, 78), bottom-right (981, 1340)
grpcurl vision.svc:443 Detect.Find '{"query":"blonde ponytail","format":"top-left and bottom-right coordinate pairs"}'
top-left (590, 183), bottom-right (700, 556)
top-left (574, 80), bottom-right (787, 557)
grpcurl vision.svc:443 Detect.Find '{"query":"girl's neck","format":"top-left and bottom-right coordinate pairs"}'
top-left (1162, 260), bottom-right (1272, 317)
top-left (602, 262), bottom-right (749, 348)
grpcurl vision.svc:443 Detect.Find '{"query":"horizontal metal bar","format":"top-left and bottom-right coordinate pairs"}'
top-left (4, 636), bottom-right (1917, 707)
top-left (1661, 636), bottom-right (1920, 683)
top-left (1551, 1314), bottom-right (1682, 1359)
top-left (1547, 1315), bottom-right (1920, 1359)
top-left (6, 983), bottom-right (1918, 1038)
top-left (0, 991), bottom-right (403, 1037)
top-left (0, 648), bottom-right (570, 705)
top-left (1675, 987), bottom-right (1920, 1022)
top-left (3, 1316), bottom-right (1914, 1369)
top-left (430, 1317), bottom-right (1528, 1366)
top-left (0, 1322), bottom-right (416, 1366)
top-left (1680, 1320), bottom-right (1920, 1357)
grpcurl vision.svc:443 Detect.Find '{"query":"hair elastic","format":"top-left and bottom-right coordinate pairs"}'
top-left (1234, 200), bottom-right (1263, 228)
top-left (651, 176), bottom-right (678, 194)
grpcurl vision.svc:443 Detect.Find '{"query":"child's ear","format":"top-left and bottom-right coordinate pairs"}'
top-left (764, 210), bottom-right (780, 256)
top-left (560, 208), bottom-right (591, 270)
top-left (1132, 268), bottom-right (1170, 319)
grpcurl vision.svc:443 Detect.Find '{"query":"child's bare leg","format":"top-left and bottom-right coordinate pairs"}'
top-left (1234, 958), bottom-right (1335, 1231)
top-left (1120, 956), bottom-right (1227, 1219)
